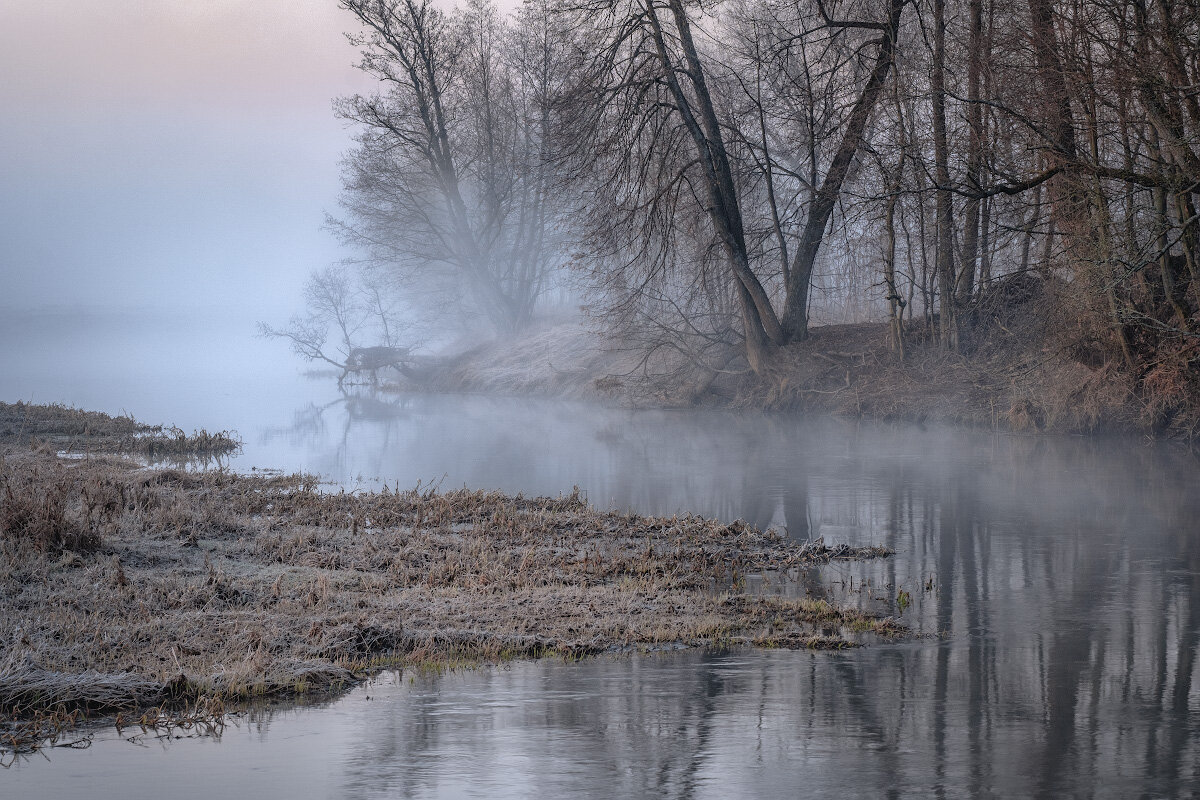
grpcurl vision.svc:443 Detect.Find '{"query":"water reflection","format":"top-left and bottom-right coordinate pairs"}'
top-left (262, 393), bottom-right (1200, 796)
top-left (4, 362), bottom-right (1200, 795)
top-left (240, 391), bottom-right (1200, 796)
top-left (252, 389), bottom-right (1196, 535)
top-left (140, 394), bottom-right (1200, 795)
top-left (801, 447), bottom-right (1200, 799)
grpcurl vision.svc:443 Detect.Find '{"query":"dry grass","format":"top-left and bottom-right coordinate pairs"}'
top-left (393, 316), bottom-right (644, 401)
top-left (756, 277), bottom-right (1200, 437)
top-left (0, 401), bottom-right (241, 460)
top-left (0, 404), bottom-right (901, 753)
top-left (0, 457), bottom-right (100, 552)
top-left (402, 278), bottom-right (1200, 438)
top-left (748, 297), bottom-right (1151, 435)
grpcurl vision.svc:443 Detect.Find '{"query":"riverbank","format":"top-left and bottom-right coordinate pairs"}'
top-left (0, 402), bottom-right (901, 752)
top-left (404, 278), bottom-right (1197, 438)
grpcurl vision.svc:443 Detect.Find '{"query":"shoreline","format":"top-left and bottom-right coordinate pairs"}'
top-left (386, 313), bottom-right (1198, 441)
top-left (0, 402), bottom-right (903, 753)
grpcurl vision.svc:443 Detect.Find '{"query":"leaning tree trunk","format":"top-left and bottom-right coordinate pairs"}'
top-left (642, 0), bottom-right (784, 372)
top-left (780, 0), bottom-right (907, 342)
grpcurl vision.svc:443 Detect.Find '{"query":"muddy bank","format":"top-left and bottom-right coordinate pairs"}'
top-left (736, 320), bottom-right (1150, 434)
top-left (396, 280), bottom-right (1195, 438)
top-left (0, 403), bottom-right (900, 751)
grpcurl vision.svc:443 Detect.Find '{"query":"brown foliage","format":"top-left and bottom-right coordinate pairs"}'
top-left (0, 459), bottom-right (98, 553)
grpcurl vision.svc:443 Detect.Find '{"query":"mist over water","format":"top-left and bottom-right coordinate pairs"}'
top-left (3, 0), bottom-right (1197, 792)
top-left (0, 309), bottom-right (321, 438)
top-left (3, 313), bottom-right (1199, 797)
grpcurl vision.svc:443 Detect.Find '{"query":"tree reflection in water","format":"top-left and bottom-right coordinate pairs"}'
top-left (246, 391), bottom-right (1198, 797)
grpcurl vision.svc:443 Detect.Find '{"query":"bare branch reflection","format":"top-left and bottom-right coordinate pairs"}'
top-left (247, 397), bottom-right (1200, 797)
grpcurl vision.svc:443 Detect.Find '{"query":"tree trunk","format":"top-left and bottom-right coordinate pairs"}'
top-left (957, 0), bottom-right (986, 306)
top-left (779, 0), bottom-right (907, 341)
top-left (931, 0), bottom-right (957, 349)
top-left (642, 0), bottom-right (784, 371)
top-left (1027, 0), bottom-right (1082, 228)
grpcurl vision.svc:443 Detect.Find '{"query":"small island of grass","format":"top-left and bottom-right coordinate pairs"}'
top-left (0, 401), bottom-right (901, 753)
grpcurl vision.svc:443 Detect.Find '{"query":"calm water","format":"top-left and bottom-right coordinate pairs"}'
top-left (2, 312), bottom-right (1199, 798)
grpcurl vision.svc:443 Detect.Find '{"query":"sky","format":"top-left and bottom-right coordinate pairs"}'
top-left (0, 0), bottom-right (379, 320)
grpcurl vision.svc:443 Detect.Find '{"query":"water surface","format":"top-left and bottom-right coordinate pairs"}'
top-left (2, 312), bottom-right (1197, 798)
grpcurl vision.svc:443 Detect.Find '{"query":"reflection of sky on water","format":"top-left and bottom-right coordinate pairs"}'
top-left (3, 313), bottom-right (1199, 797)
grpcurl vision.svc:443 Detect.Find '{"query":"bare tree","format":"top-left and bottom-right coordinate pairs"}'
top-left (558, 0), bottom-right (907, 374)
top-left (298, 0), bottom-right (1200, 403)
top-left (332, 0), bottom-right (567, 336)
top-left (930, 0), bottom-right (957, 347)
top-left (260, 266), bottom-right (417, 386)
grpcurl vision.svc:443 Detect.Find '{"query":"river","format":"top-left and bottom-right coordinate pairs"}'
top-left (2, 310), bottom-right (1197, 798)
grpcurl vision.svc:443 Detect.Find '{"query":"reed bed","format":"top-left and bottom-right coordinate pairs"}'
top-left (0, 401), bottom-right (241, 459)
top-left (0, 403), bottom-right (900, 753)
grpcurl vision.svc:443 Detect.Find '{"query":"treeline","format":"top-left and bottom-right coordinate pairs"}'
top-left (316, 0), bottom-right (1199, 389)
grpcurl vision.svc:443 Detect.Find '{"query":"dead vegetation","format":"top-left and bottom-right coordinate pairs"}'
top-left (745, 275), bottom-right (1187, 435)
top-left (0, 457), bottom-right (100, 552)
top-left (0, 401), bottom-right (241, 460)
top-left (417, 276), bottom-right (1200, 438)
top-left (0, 404), bottom-right (900, 753)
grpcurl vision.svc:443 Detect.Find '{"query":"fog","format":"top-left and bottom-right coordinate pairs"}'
top-left (0, 0), bottom-right (374, 323)
top-left (3, 3), bottom-right (1198, 797)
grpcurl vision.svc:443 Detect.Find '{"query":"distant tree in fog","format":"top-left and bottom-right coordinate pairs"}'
top-left (259, 266), bottom-right (417, 380)
top-left (330, 0), bottom-right (569, 335)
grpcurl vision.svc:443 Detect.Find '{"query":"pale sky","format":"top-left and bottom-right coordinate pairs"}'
top-left (0, 0), bottom-right (377, 318)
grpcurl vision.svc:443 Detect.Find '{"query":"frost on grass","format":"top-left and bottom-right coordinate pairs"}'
top-left (0, 404), bottom-right (900, 751)
top-left (0, 401), bottom-right (240, 461)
